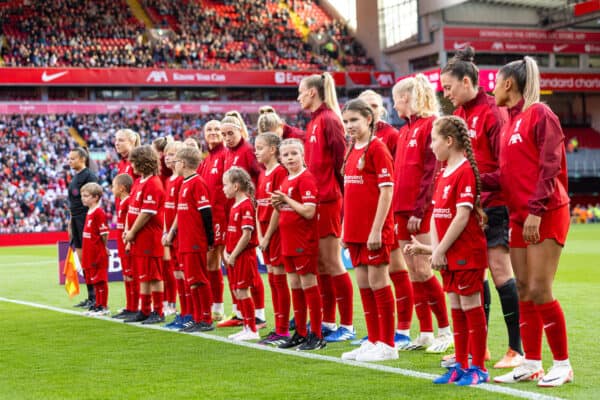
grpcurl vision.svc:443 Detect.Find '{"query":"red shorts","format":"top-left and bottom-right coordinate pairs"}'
top-left (213, 215), bottom-right (227, 246)
top-left (229, 250), bottom-right (258, 290)
top-left (134, 256), bottom-right (163, 282)
top-left (318, 198), bottom-right (342, 238)
top-left (84, 267), bottom-right (107, 285)
top-left (181, 252), bottom-right (209, 286)
top-left (509, 205), bottom-right (570, 248)
top-left (394, 210), bottom-right (432, 241)
top-left (121, 253), bottom-right (135, 277)
top-left (259, 221), bottom-right (283, 266)
top-left (441, 268), bottom-right (486, 296)
top-left (283, 254), bottom-right (318, 275)
top-left (346, 243), bottom-right (391, 266)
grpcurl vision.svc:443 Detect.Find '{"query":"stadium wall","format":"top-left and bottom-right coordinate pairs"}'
top-left (0, 230), bottom-right (122, 247)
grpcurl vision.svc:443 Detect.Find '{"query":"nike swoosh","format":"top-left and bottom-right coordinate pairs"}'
top-left (553, 44), bottom-right (568, 52)
top-left (543, 322), bottom-right (556, 329)
top-left (503, 312), bottom-right (515, 317)
top-left (458, 285), bottom-right (470, 290)
top-left (41, 71), bottom-right (69, 82)
top-left (513, 373), bottom-right (528, 380)
top-left (540, 376), bottom-right (560, 383)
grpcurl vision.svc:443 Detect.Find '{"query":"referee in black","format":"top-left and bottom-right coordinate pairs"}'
top-left (67, 147), bottom-right (99, 308)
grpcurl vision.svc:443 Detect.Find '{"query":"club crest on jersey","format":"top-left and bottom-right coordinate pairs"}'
top-left (411, 127), bottom-right (419, 138)
top-left (442, 184), bottom-right (451, 199)
top-left (136, 191), bottom-right (142, 201)
top-left (287, 187), bottom-right (294, 197)
top-left (233, 156), bottom-right (240, 165)
top-left (87, 219), bottom-right (92, 227)
top-left (170, 187), bottom-right (175, 196)
top-left (266, 182), bottom-right (271, 192)
top-left (182, 188), bottom-right (189, 197)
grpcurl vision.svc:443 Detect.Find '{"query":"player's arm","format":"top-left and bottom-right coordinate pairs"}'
top-left (431, 206), bottom-right (470, 270)
top-left (227, 228), bottom-right (252, 265)
top-left (125, 212), bottom-right (152, 242)
top-left (199, 207), bottom-right (214, 248)
top-left (367, 185), bottom-right (393, 250)
top-left (165, 216), bottom-right (178, 245)
top-left (272, 190), bottom-right (316, 219)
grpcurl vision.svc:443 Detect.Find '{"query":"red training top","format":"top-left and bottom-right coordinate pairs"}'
top-left (198, 142), bottom-right (228, 227)
top-left (375, 120), bottom-right (399, 158)
top-left (432, 159), bottom-right (487, 270)
top-left (304, 103), bottom-right (346, 203)
top-left (343, 139), bottom-right (395, 244)
top-left (393, 115), bottom-right (439, 218)
top-left (454, 88), bottom-right (506, 208)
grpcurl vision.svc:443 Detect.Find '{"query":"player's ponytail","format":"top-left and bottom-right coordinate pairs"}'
top-left (302, 73), bottom-right (343, 124)
top-left (393, 74), bottom-right (439, 119)
top-left (434, 116), bottom-right (487, 226)
top-left (225, 110), bottom-right (249, 140)
top-left (498, 56), bottom-right (540, 111)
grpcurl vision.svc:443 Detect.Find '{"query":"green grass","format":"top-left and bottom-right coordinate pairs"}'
top-left (1, 224), bottom-right (599, 399)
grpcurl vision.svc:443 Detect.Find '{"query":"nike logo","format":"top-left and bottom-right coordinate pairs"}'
top-left (41, 71), bottom-right (69, 82)
top-left (139, 274), bottom-right (147, 279)
top-left (519, 322), bottom-right (527, 328)
top-left (453, 41), bottom-right (469, 50)
top-left (513, 373), bottom-right (528, 381)
top-left (458, 284), bottom-right (470, 290)
top-left (553, 44), bottom-right (568, 53)
top-left (540, 376), bottom-right (560, 383)
top-left (503, 312), bottom-right (515, 317)
top-left (368, 255), bottom-right (379, 260)
top-left (543, 322), bottom-right (556, 329)
top-left (397, 296), bottom-right (407, 301)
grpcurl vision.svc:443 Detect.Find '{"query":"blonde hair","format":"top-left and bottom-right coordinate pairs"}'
top-left (257, 111), bottom-right (282, 135)
top-left (164, 140), bottom-right (184, 153)
top-left (393, 74), bottom-right (439, 118)
top-left (176, 147), bottom-right (202, 170)
top-left (279, 138), bottom-right (306, 168)
top-left (116, 128), bottom-right (141, 147)
top-left (301, 72), bottom-right (343, 124)
top-left (81, 182), bottom-right (103, 199)
top-left (223, 166), bottom-right (255, 199)
top-left (224, 110), bottom-right (249, 139)
top-left (358, 89), bottom-right (387, 120)
top-left (498, 56), bottom-right (540, 111)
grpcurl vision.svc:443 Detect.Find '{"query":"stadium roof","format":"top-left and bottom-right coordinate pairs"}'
top-left (478, 0), bottom-right (569, 8)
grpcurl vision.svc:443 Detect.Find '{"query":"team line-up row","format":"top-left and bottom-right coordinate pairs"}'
top-left (68, 49), bottom-right (572, 388)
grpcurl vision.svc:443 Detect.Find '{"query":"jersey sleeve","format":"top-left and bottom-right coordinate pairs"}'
top-left (97, 209), bottom-right (109, 235)
top-left (141, 178), bottom-right (162, 214)
top-left (299, 175), bottom-right (318, 206)
top-left (372, 142), bottom-right (394, 188)
top-left (455, 167), bottom-right (476, 209)
top-left (194, 179), bottom-right (212, 210)
top-left (241, 201), bottom-right (255, 231)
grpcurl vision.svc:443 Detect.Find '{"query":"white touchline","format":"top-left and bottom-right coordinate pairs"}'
top-left (0, 297), bottom-right (565, 400)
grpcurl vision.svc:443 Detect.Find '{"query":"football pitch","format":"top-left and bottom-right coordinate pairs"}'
top-left (1, 225), bottom-right (599, 400)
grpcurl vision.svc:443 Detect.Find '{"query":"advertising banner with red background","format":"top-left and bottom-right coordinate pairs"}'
top-left (0, 68), bottom-right (395, 88)
top-left (443, 26), bottom-right (600, 54)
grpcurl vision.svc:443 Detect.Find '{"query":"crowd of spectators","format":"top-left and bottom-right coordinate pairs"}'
top-left (0, 108), bottom-right (309, 234)
top-left (1, 0), bottom-right (374, 71)
top-left (571, 204), bottom-right (600, 224)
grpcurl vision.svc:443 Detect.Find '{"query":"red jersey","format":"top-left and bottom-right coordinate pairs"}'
top-left (198, 143), bottom-right (227, 223)
top-left (177, 174), bottom-right (212, 253)
top-left (343, 139), bottom-right (394, 244)
top-left (158, 154), bottom-right (173, 185)
top-left (278, 168), bottom-right (319, 256)
top-left (432, 159), bottom-right (487, 271)
top-left (498, 101), bottom-right (569, 222)
top-left (257, 164), bottom-right (287, 223)
top-left (127, 175), bottom-right (165, 258)
top-left (115, 195), bottom-right (130, 256)
top-left (81, 206), bottom-right (109, 270)
top-left (304, 103), bottom-right (346, 203)
top-left (393, 115), bottom-right (439, 218)
top-left (164, 174), bottom-right (184, 231)
top-left (224, 138), bottom-right (261, 184)
top-left (454, 88), bottom-right (506, 208)
top-left (116, 158), bottom-right (138, 210)
top-left (225, 197), bottom-right (258, 254)
top-left (375, 120), bottom-right (399, 157)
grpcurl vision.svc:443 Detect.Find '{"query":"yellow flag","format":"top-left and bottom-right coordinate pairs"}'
top-left (63, 247), bottom-right (80, 298)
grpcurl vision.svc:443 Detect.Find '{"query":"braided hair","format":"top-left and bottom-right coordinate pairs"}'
top-left (340, 98), bottom-right (376, 176)
top-left (433, 116), bottom-right (487, 226)
top-left (223, 166), bottom-right (256, 206)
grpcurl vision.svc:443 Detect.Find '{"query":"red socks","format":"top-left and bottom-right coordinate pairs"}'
top-left (208, 269), bottom-right (224, 304)
top-left (304, 285), bottom-right (323, 338)
top-left (332, 273), bottom-right (354, 326)
top-left (163, 260), bottom-right (176, 304)
top-left (536, 300), bottom-right (569, 361)
top-left (389, 270), bottom-right (413, 330)
top-left (191, 285), bottom-right (213, 324)
top-left (125, 279), bottom-right (138, 312)
top-left (239, 297), bottom-right (256, 332)
top-left (374, 286), bottom-right (395, 347)
top-left (94, 281), bottom-right (108, 308)
top-left (465, 306), bottom-right (488, 371)
top-left (152, 291), bottom-right (164, 315)
top-left (291, 288), bottom-right (307, 337)
top-left (141, 293), bottom-right (152, 315)
top-left (519, 300), bottom-right (543, 361)
top-left (176, 278), bottom-right (189, 316)
top-left (412, 281), bottom-right (433, 332)
top-left (451, 308), bottom-right (469, 368)
top-left (273, 274), bottom-right (290, 335)
top-left (359, 287), bottom-right (379, 343)
top-left (318, 273), bottom-right (336, 324)
top-left (422, 276), bottom-right (450, 328)
top-left (251, 274), bottom-right (265, 310)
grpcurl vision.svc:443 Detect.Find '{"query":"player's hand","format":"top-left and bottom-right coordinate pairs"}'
top-left (228, 254), bottom-right (237, 267)
top-left (124, 230), bottom-right (135, 243)
top-left (407, 216), bottom-right (422, 234)
top-left (523, 214), bottom-right (541, 244)
top-left (125, 242), bottom-right (131, 253)
top-left (340, 240), bottom-right (347, 249)
top-left (270, 190), bottom-right (286, 208)
top-left (431, 248), bottom-right (447, 271)
top-left (367, 229), bottom-right (382, 251)
top-left (404, 235), bottom-right (431, 255)
top-left (259, 236), bottom-right (270, 251)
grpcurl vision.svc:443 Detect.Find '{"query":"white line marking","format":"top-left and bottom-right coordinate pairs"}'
top-left (0, 296), bottom-right (565, 400)
top-left (1, 260), bottom-right (55, 267)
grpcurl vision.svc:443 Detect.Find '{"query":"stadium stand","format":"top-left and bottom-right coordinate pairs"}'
top-left (0, 0), bottom-right (374, 71)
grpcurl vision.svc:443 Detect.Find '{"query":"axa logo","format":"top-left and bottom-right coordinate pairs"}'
top-left (146, 71), bottom-right (168, 83)
top-left (211, 167), bottom-right (218, 174)
top-left (442, 184), bottom-right (451, 200)
top-left (408, 139), bottom-right (418, 148)
top-left (491, 42), bottom-right (504, 51)
top-left (309, 135), bottom-right (317, 143)
top-left (376, 73), bottom-right (394, 86)
top-left (509, 133), bottom-right (523, 145)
